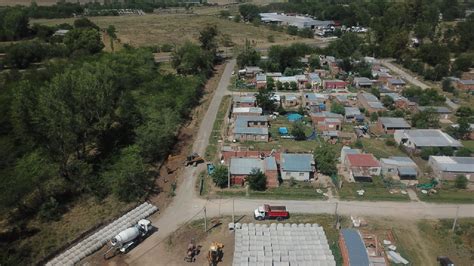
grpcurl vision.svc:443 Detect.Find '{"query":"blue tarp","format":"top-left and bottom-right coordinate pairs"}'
top-left (287, 113), bottom-right (303, 122)
top-left (279, 127), bottom-right (289, 135)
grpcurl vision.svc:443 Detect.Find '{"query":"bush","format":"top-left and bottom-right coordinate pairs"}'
top-left (385, 138), bottom-right (396, 146)
top-left (161, 43), bottom-right (174, 52)
top-left (38, 197), bottom-right (62, 221)
top-left (291, 121), bottom-right (306, 141)
top-left (248, 169), bottom-right (267, 191)
top-left (455, 175), bottom-right (468, 189)
top-left (354, 140), bottom-right (363, 149)
top-left (211, 165), bottom-right (228, 188)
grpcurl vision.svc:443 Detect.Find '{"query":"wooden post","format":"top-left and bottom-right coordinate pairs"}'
top-left (204, 207), bottom-right (207, 233)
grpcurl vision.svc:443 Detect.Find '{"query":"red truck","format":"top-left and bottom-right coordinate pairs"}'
top-left (254, 204), bottom-right (289, 221)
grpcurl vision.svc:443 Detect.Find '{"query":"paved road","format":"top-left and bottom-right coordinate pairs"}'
top-left (124, 58), bottom-right (474, 265)
top-left (380, 59), bottom-right (430, 90)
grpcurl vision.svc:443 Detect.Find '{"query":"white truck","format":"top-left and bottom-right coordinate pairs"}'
top-left (111, 219), bottom-right (152, 253)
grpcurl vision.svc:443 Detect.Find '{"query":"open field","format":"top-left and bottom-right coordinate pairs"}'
top-left (33, 14), bottom-right (304, 48)
top-left (338, 176), bottom-right (410, 202)
top-left (0, 0), bottom-right (102, 6)
top-left (360, 138), bottom-right (406, 159)
top-left (214, 182), bottom-right (329, 200)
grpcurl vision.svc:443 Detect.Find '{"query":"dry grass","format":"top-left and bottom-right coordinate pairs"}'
top-left (24, 196), bottom-right (134, 263)
top-left (0, 0), bottom-right (102, 6)
top-left (32, 13), bottom-right (303, 48)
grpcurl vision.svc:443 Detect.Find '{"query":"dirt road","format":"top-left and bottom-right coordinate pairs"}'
top-left (123, 59), bottom-right (474, 265)
top-left (380, 59), bottom-right (430, 90)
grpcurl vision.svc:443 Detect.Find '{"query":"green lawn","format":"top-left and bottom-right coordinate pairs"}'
top-left (216, 182), bottom-right (328, 200)
top-left (338, 176), bottom-right (410, 201)
top-left (461, 140), bottom-right (474, 153)
top-left (360, 138), bottom-right (406, 159)
top-left (204, 95), bottom-right (231, 161)
top-left (417, 181), bottom-right (474, 203)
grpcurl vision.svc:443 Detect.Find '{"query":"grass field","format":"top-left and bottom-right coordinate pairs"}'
top-left (0, 0), bottom-right (101, 6)
top-left (204, 95), bottom-right (231, 161)
top-left (215, 182), bottom-right (328, 200)
top-left (338, 176), bottom-right (410, 201)
top-left (33, 14), bottom-right (303, 48)
top-left (462, 140), bottom-right (474, 153)
top-left (360, 138), bottom-right (406, 159)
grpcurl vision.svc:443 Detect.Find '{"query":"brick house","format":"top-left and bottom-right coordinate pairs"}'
top-left (233, 95), bottom-right (256, 108)
top-left (377, 117), bottom-right (411, 134)
top-left (344, 153), bottom-right (381, 182)
top-left (357, 92), bottom-right (386, 114)
top-left (386, 78), bottom-right (406, 91)
top-left (233, 116), bottom-right (269, 142)
top-left (229, 156), bottom-right (279, 187)
top-left (323, 79), bottom-right (347, 90)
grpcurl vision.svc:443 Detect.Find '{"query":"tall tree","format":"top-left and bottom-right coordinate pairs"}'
top-left (314, 143), bottom-right (337, 176)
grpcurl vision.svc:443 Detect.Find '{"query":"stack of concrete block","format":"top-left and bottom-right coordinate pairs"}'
top-left (46, 202), bottom-right (158, 266)
top-left (233, 223), bottom-right (335, 266)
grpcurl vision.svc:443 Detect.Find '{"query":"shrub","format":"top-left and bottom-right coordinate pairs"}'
top-left (385, 138), bottom-right (396, 146)
top-left (248, 168), bottom-right (267, 191)
top-left (211, 165), bottom-right (229, 188)
top-left (455, 175), bottom-right (468, 189)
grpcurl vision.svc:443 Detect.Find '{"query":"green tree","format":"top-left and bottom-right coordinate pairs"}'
top-left (314, 143), bottom-right (337, 176)
top-left (239, 4), bottom-right (260, 22)
top-left (412, 109), bottom-right (439, 128)
top-left (455, 175), bottom-right (468, 189)
top-left (136, 108), bottom-right (180, 162)
top-left (370, 112), bottom-right (379, 122)
top-left (455, 147), bottom-right (471, 157)
top-left (106, 25), bottom-right (117, 52)
top-left (381, 95), bottom-right (394, 109)
top-left (236, 40), bottom-right (260, 68)
top-left (103, 145), bottom-right (150, 202)
top-left (420, 147), bottom-right (439, 160)
top-left (291, 122), bottom-right (306, 141)
top-left (441, 78), bottom-right (455, 93)
top-left (266, 77), bottom-right (275, 90)
top-left (1, 8), bottom-right (29, 40)
top-left (330, 102), bottom-right (345, 115)
top-left (73, 17), bottom-right (99, 30)
top-left (256, 89), bottom-right (277, 112)
top-left (247, 168), bottom-right (267, 191)
top-left (64, 28), bottom-right (104, 55)
top-left (370, 87), bottom-right (380, 99)
top-left (211, 165), bottom-right (228, 188)
top-left (199, 24), bottom-right (219, 58)
top-left (287, 26), bottom-right (298, 36)
top-left (172, 41), bottom-right (213, 76)
top-left (289, 81), bottom-right (298, 91)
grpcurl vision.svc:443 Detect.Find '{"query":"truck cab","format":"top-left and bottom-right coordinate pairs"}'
top-left (254, 204), bottom-right (289, 221)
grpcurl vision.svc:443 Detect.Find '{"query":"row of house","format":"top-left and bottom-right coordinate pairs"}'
top-left (224, 150), bottom-right (316, 188)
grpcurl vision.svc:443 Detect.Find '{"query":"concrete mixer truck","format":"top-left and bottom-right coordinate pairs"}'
top-left (109, 219), bottom-right (152, 254)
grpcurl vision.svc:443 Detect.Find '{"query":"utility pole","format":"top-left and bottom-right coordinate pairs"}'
top-left (232, 199), bottom-right (235, 225)
top-left (228, 161), bottom-right (231, 188)
top-left (452, 206), bottom-right (459, 231)
top-left (204, 207), bottom-right (207, 233)
top-left (334, 202), bottom-right (339, 229)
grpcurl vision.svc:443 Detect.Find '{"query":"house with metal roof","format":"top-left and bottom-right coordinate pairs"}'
top-left (377, 117), bottom-right (411, 134)
top-left (417, 106), bottom-right (452, 119)
top-left (280, 153), bottom-right (315, 181)
top-left (255, 73), bottom-right (267, 89)
top-left (234, 116), bottom-right (269, 142)
top-left (232, 107), bottom-right (263, 118)
top-left (233, 95), bottom-right (256, 108)
top-left (394, 129), bottom-right (463, 151)
top-left (260, 13), bottom-right (333, 29)
top-left (339, 229), bottom-right (370, 266)
top-left (344, 107), bottom-right (364, 123)
top-left (345, 153), bottom-right (381, 182)
top-left (380, 156), bottom-right (418, 180)
top-left (387, 78), bottom-right (406, 91)
top-left (428, 156), bottom-right (474, 182)
top-left (340, 146), bottom-right (361, 165)
top-left (229, 156), bottom-right (279, 187)
top-left (308, 73), bottom-right (322, 89)
top-left (357, 92), bottom-right (386, 114)
top-left (353, 77), bottom-right (374, 88)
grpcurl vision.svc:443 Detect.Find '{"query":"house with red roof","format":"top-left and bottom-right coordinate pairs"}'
top-left (344, 153), bottom-right (381, 182)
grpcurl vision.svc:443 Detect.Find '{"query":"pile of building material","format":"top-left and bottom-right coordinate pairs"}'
top-left (233, 223), bottom-right (335, 266)
top-left (46, 202), bottom-right (158, 266)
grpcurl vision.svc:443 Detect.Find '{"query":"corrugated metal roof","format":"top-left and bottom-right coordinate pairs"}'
top-left (398, 167), bottom-right (417, 176)
top-left (281, 153), bottom-right (314, 172)
top-left (417, 106), bottom-right (451, 114)
top-left (430, 156), bottom-right (474, 173)
top-left (379, 117), bottom-right (411, 128)
top-left (230, 158), bottom-right (263, 175)
top-left (233, 107), bottom-right (263, 114)
top-left (264, 157), bottom-right (278, 171)
top-left (234, 116), bottom-right (268, 135)
top-left (398, 129), bottom-right (463, 147)
top-left (345, 107), bottom-right (361, 116)
top-left (341, 229), bottom-right (370, 266)
top-left (233, 96), bottom-right (256, 103)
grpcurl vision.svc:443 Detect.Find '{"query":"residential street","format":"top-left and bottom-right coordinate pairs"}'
top-left (123, 59), bottom-right (474, 265)
top-left (380, 59), bottom-right (430, 90)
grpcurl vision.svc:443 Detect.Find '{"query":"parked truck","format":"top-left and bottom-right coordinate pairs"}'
top-left (254, 204), bottom-right (289, 221)
top-left (105, 219), bottom-right (152, 257)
